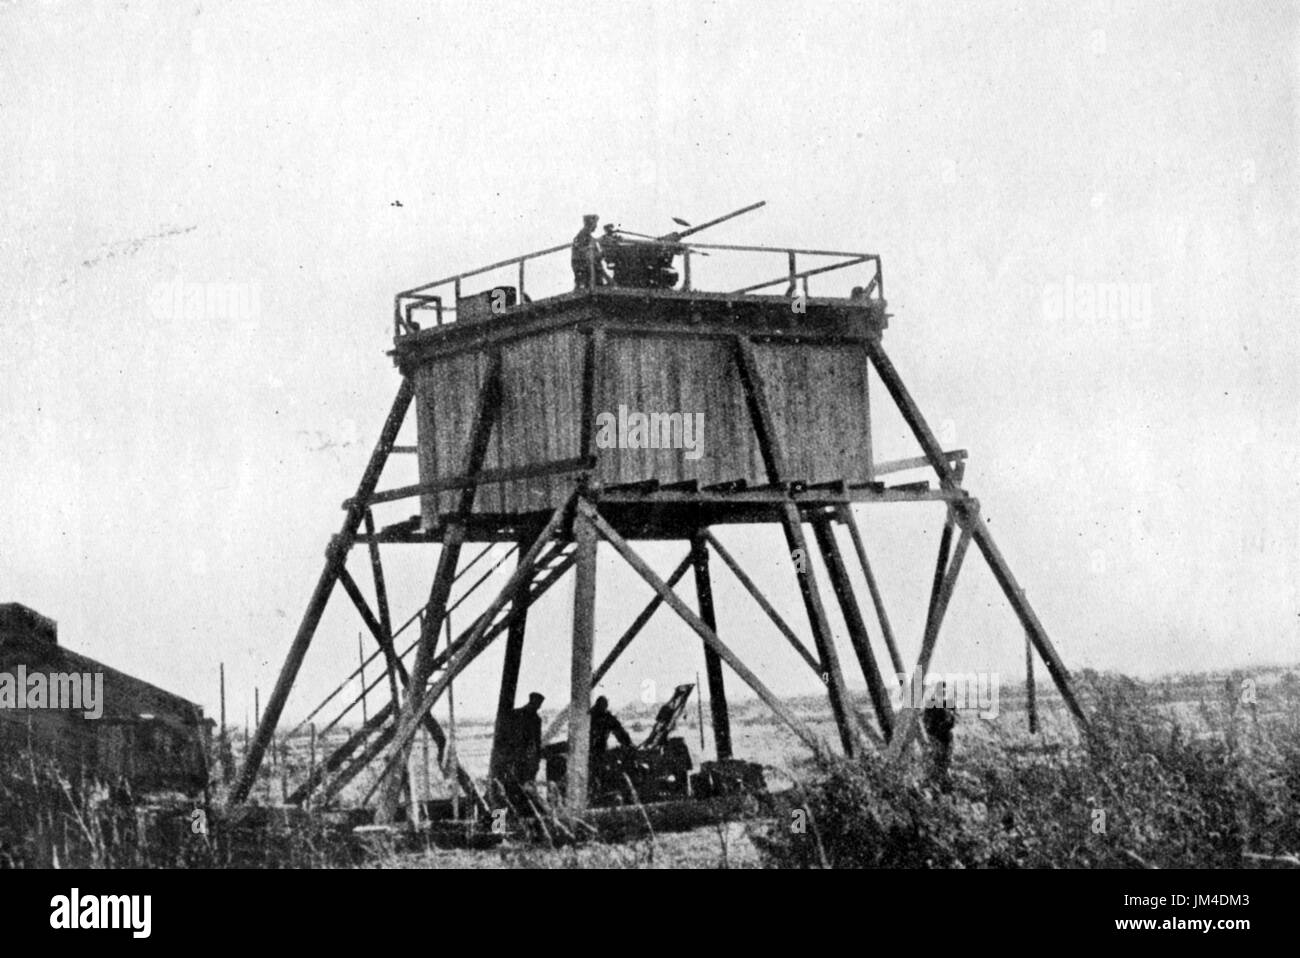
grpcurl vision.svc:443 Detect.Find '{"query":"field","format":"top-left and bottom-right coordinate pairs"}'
top-left (4, 666), bottom-right (1298, 868)
top-left (215, 665), bottom-right (1300, 869)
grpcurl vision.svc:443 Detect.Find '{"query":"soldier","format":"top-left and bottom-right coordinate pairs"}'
top-left (571, 214), bottom-right (609, 289)
top-left (923, 679), bottom-right (958, 790)
top-left (586, 695), bottom-right (633, 800)
top-left (599, 224), bottom-right (624, 283)
top-left (498, 691), bottom-right (545, 812)
top-left (589, 695), bottom-right (632, 761)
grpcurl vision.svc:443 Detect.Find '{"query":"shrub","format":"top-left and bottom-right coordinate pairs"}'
top-left (755, 672), bottom-right (1300, 868)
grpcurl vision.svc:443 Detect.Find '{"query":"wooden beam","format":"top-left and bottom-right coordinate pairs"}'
top-left (354, 455), bottom-right (595, 509)
top-left (421, 543), bottom-right (574, 686)
top-left (581, 501), bottom-right (829, 756)
top-left (691, 535), bottom-right (732, 760)
top-left (297, 545), bottom-right (514, 738)
top-left (886, 525), bottom-right (972, 761)
top-left (311, 547), bottom-right (575, 810)
top-left (541, 551), bottom-right (693, 743)
top-left (812, 518), bottom-right (895, 739)
top-left (373, 495), bottom-right (576, 794)
top-left (837, 505), bottom-right (904, 675)
top-left (323, 723), bottom-right (398, 807)
top-left (566, 509), bottom-right (598, 812)
top-left (327, 566), bottom-right (488, 811)
top-left (336, 566), bottom-right (405, 692)
top-left (373, 557), bottom-right (584, 810)
top-left (597, 486), bottom-right (969, 505)
top-left (925, 516), bottom-right (956, 643)
top-left (733, 335), bottom-right (786, 483)
top-left (1025, 630), bottom-right (1039, 734)
top-left (865, 339), bottom-right (1090, 733)
top-left (406, 354), bottom-right (502, 704)
top-left (233, 377), bottom-right (414, 803)
top-left (871, 450), bottom-right (968, 478)
top-left (487, 542), bottom-right (534, 788)
top-left (920, 526), bottom-right (966, 675)
top-left (379, 356), bottom-right (505, 821)
top-left (703, 530), bottom-right (821, 675)
top-left (406, 529), bottom-right (464, 693)
top-left (778, 502), bottom-right (861, 756)
top-left (362, 510), bottom-right (402, 708)
top-left (734, 335), bottom-right (867, 755)
top-left (286, 701), bottom-right (392, 805)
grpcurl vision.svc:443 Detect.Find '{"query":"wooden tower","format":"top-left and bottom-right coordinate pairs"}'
top-left (232, 222), bottom-right (1089, 814)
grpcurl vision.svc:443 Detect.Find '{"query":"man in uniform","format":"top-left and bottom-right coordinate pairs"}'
top-left (589, 695), bottom-right (633, 760)
top-left (588, 694), bottom-right (633, 799)
top-left (922, 678), bottom-right (958, 791)
top-left (498, 691), bottom-right (546, 811)
top-left (571, 214), bottom-right (609, 288)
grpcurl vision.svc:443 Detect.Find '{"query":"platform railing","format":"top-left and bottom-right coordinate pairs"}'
top-left (393, 240), bottom-right (883, 338)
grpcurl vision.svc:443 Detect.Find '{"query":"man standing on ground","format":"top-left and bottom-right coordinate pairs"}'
top-left (923, 679), bottom-right (958, 791)
top-left (499, 691), bottom-right (545, 811)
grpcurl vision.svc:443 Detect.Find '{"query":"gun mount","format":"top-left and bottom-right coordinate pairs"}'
top-left (392, 200), bottom-right (885, 335)
top-left (542, 684), bottom-right (766, 807)
top-left (601, 200), bottom-right (769, 289)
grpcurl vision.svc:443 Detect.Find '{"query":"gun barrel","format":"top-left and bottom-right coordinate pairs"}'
top-left (663, 200), bottom-right (766, 241)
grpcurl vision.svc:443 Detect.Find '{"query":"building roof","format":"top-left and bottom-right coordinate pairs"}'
top-left (0, 602), bottom-right (203, 726)
top-left (0, 602), bottom-right (57, 645)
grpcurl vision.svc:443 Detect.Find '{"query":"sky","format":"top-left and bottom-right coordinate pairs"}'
top-left (2, 0), bottom-right (1297, 734)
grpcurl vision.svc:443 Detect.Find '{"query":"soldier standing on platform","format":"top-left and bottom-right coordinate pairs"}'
top-left (571, 214), bottom-right (609, 288)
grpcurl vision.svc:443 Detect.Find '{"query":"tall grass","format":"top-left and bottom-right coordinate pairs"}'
top-left (753, 672), bottom-right (1300, 868)
top-left (0, 750), bottom-right (148, 868)
top-left (7, 672), bottom-right (1296, 868)
top-left (0, 748), bottom-right (363, 868)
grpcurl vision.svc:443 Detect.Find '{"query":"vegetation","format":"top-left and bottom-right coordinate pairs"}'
top-left (0, 750), bottom-right (156, 868)
top-left (753, 672), bottom-right (1300, 868)
top-left (3, 671), bottom-right (1296, 868)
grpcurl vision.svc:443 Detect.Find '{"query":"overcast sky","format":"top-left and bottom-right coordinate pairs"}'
top-left (2, 0), bottom-right (1296, 731)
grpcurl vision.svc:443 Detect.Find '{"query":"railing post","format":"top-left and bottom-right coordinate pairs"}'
top-left (518, 259), bottom-right (525, 301)
top-left (787, 250), bottom-right (797, 297)
top-left (683, 249), bottom-right (692, 291)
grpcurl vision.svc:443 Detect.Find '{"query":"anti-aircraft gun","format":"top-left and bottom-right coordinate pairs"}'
top-left (602, 200), bottom-right (766, 289)
top-left (542, 683), bottom-right (766, 807)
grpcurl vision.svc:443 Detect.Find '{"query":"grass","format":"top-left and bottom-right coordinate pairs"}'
top-left (752, 671), bottom-right (1300, 868)
top-left (4, 668), bottom-right (1297, 868)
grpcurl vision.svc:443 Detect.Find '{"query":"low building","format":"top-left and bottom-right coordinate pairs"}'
top-left (0, 603), bottom-right (208, 795)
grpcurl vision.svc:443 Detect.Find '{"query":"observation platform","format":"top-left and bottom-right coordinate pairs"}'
top-left (372, 237), bottom-right (966, 544)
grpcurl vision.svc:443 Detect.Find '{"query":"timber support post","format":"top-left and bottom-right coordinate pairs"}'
top-left (487, 537), bottom-right (535, 795)
top-left (812, 516), bottom-right (895, 739)
top-left (233, 377), bottom-right (414, 803)
top-left (566, 503), bottom-right (598, 812)
top-left (691, 534), bottom-right (732, 760)
top-left (865, 338), bottom-right (1090, 734)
